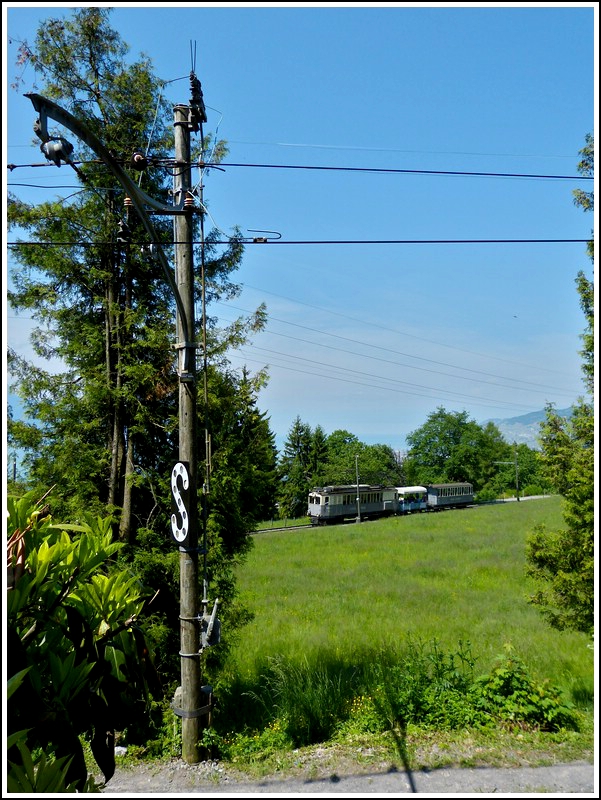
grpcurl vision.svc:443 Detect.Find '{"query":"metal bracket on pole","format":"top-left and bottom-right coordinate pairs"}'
top-left (24, 93), bottom-right (190, 331)
top-left (171, 704), bottom-right (212, 719)
top-left (172, 341), bottom-right (200, 382)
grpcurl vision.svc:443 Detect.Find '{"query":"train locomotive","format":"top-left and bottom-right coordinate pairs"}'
top-left (307, 482), bottom-right (473, 525)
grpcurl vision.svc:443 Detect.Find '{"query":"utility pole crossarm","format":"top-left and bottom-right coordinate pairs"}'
top-left (24, 92), bottom-right (189, 329)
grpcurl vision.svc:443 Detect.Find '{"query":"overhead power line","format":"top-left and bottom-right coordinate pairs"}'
top-left (237, 281), bottom-right (577, 380)
top-left (227, 351), bottom-right (553, 416)
top-left (6, 238), bottom-right (590, 247)
top-left (218, 307), bottom-right (577, 397)
top-left (6, 159), bottom-right (593, 181)
top-left (213, 162), bottom-right (593, 181)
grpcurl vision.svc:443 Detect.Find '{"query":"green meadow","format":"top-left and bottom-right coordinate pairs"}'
top-left (230, 497), bottom-right (592, 700)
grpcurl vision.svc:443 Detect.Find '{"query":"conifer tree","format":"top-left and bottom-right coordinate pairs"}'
top-left (525, 135), bottom-right (594, 637)
top-left (8, 7), bottom-right (278, 685)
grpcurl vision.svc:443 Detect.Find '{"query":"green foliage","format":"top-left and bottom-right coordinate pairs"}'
top-left (525, 140), bottom-right (594, 639)
top-left (278, 416), bottom-right (314, 518)
top-left (249, 653), bottom-right (360, 746)
top-left (7, 741), bottom-right (84, 793)
top-left (324, 432), bottom-right (402, 486)
top-left (214, 639), bottom-right (580, 764)
top-left (473, 486), bottom-right (498, 503)
top-left (572, 133), bottom-right (594, 262)
top-left (526, 514), bottom-right (594, 636)
top-left (521, 484), bottom-right (547, 497)
top-left (369, 639), bottom-right (485, 732)
top-left (403, 407), bottom-right (513, 491)
top-left (277, 419), bottom-right (403, 518)
top-left (222, 722), bottom-right (293, 765)
top-left (8, 6), bottom-right (276, 703)
top-left (471, 647), bottom-right (578, 732)
top-left (7, 490), bottom-right (158, 790)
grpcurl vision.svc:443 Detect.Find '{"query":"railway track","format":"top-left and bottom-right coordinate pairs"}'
top-left (251, 504), bottom-right (483, 535)
top-left (251, 524), bottom-right (313, 534)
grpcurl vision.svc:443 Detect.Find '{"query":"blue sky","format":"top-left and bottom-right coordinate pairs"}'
top-left (4, 2), bottom-right (596, 454)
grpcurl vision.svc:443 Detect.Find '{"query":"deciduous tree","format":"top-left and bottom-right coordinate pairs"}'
top-left (402, 407), bottom-right (508, 491)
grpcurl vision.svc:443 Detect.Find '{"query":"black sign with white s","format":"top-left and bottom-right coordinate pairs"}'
top-left (170, 461), bottom-right (190, 546)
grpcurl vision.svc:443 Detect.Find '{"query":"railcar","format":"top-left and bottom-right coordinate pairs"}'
top-left (308, 484), bottom-right (398, 526)
top-left (397, 485), bottom-right (428, 513)
top-left (426, 482), bottom-right (474, 510)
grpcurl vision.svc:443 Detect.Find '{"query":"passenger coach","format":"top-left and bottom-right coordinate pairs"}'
top-left (308, 484), bottom-right (397, 525)
top-left (426, 482), bottom-right (474, 509)
top-left (397, 486), bottom-right (428, 514)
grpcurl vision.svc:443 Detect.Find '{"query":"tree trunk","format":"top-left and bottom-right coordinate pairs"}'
top-left (118, 430), bottom-right (134, 543)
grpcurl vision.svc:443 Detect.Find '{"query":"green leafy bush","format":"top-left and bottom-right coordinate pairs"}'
top-left (471, 646), bottom-right (578, 731)
top-left (214, 638), bottom-right (579, 764)
top-left (6, 490), bottom-right (160, 790)
top-left (222, 721), bottom-right (293, 765)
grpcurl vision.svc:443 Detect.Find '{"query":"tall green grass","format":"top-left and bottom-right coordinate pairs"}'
top-left (228, 498), bottom-right (592, 701)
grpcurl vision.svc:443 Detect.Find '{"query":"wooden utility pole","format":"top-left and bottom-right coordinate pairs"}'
top-left (173, 103), bottom-right (201, 763)
top-left (25, 86), bottom-right (209, 766)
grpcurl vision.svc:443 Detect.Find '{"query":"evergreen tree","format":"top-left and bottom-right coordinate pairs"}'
top-left (7, 7), bottom-right (278, 688)
top-left (278, 416), bottom-right (314, 518)
top-left (525, 136), bottom-right (594, 637)
top-left (308, 424), bottom-right (329, 485)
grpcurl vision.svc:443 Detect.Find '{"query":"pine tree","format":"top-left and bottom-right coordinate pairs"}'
top-left (525, 135), bottom-right (594, 637)
top-left (8, 7), bottom-right (278, 687)
top-left (278, 416), bottom-right (314, 518)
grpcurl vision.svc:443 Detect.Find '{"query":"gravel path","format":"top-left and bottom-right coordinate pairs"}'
top-left (101, 759), bottom-right (596, 794)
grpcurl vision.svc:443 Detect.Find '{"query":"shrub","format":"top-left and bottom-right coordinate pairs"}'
top-left (471, 646), bottom-right (578, 731)
top-left (6, 490), bottom-right (159, 790)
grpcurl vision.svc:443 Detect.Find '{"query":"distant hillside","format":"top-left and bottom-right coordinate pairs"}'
top-left (483, 408), bottom-right (573, 450)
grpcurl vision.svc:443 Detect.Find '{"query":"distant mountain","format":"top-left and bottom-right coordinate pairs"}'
top-left (483, 407), bottom-right (573, 450)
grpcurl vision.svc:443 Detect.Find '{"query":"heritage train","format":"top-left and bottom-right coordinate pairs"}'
top-left (307, 482), bottom-right (474, 526)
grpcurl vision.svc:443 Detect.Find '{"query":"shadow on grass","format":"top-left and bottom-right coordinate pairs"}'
top-left (386, 716), bottom-right (417, 793)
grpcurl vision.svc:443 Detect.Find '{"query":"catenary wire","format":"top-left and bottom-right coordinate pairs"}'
top-left (6, 159), bottom-right (593, 181)
top-left (6, 238), bottom-right (590, 246)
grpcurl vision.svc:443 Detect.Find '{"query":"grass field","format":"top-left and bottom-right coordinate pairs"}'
top-left (229, 497), bottom-right (592, 703)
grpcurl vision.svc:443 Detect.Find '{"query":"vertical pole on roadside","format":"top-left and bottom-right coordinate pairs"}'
top-left (174, 103), bottom-right (201, 764)
top-left (355, 454), bottom-right (361, 523)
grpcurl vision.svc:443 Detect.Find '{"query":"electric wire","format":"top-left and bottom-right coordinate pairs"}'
top-left (6, 238), bottom-right (590, 246)
top-left (6, 158), bottom-right (593, 181)
top-left (228, 339), bottom-right (572, 405)
top-left (226, 350), bottom-right (549, 416)
top-left (224, 139), bottom-right (583, 160)
top-left (217, 309), bottom-right (578, 397)
top-left (237, 282), bottom-right (577, 379)
top-left (207, 162), bottom-right (594, 182)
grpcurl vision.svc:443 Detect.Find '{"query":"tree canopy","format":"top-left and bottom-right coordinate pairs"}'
top-left (402, 407), bottom-right (511, 493)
